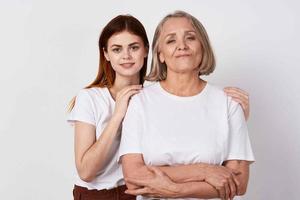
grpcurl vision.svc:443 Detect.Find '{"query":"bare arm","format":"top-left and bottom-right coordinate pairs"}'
top-left (122, 154), bottom-right (238, 199)
top-left (74, 85), bottom-right (142, 182)
top-left (223, 160), bottom-right (251, 195)
top-left (74, 116), bottom-right (123, 182)
top-left (157, 164), bottom-right (206, 183)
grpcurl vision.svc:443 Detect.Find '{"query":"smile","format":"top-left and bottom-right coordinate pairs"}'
top-left (120, 63), bottom-right (135, 68)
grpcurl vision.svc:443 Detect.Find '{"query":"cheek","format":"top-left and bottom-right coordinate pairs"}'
top-left (107, 53), bottom-right (119, 62)
top-left (107, 56), bottom-right (121, 70)
top-left (135, 51), bottom-right (146, 63)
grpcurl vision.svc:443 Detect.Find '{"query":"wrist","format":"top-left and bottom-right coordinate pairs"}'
top-left (111, 114), bottom-right (123, 123)
top-left (169, 183), bottom-right (182, 198)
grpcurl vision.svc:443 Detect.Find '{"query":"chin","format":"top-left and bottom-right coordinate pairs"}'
top-left (118, 70), bottom-right (140, 77)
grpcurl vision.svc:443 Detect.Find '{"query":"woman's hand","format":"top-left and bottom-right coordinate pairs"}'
top-left (224, 87), bottom-right (250, 120)
top-left (204, 165), bottom-right (241, 200)
top-left (124, 166), bottom-right (179, 198)
top-left (112, 85), bottom-right (142, 120)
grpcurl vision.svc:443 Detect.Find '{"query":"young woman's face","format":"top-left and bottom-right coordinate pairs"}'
top-left (158, 17), bottom-right (202, 74)
top-left (104, 31), bottom-right (147, 78)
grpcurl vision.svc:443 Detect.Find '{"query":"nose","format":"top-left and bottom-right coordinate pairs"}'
top-left (177, 38), bottom-right (188, 50)
top-left (122, 48), bottom-right (132, 60)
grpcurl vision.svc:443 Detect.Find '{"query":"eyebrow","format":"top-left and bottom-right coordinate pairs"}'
top-left (164, 31), bottom-right (196, 38)
top-left (110, 42), bottom-right (140, 48)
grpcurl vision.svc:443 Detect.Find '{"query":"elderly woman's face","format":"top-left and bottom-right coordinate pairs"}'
top-left (158, 17), bottom-right (202, 74)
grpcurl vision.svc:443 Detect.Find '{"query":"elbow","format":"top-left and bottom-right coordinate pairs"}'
top-left (78, 170), bottom-right (96, 183)
top-left (237, 185), bottom-right (247, 196)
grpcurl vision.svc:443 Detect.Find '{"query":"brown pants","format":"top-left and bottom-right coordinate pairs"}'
top-left (73, 185), bottom-right (136, 200)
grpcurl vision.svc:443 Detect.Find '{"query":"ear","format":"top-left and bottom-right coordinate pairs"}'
top-left (103, 48), bottom-right (110, 61)
top-left (159, 51), bottom-right (165, 63)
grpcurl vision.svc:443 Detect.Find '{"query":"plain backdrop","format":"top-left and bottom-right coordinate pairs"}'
top-left (0, 0), bottom-right (299, 199)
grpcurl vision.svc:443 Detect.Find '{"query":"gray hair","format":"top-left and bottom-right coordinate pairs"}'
top-left (146, 10), bottom-right (215, 81)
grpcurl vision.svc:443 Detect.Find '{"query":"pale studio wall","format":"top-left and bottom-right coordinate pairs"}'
top-left (0, 0), bottom-right (299, 199)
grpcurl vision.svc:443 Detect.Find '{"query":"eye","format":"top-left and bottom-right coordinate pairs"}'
top-left (186, 36), bottom-right (196, 41)
top-left (166, 39), bottom-right (175, 44)
top-left (130, 45), bottom-right (140, 51)
top-left (112, 48), bottom-right (121, 53)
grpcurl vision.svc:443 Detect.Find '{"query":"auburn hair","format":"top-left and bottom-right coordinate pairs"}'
top-left (68, 15), bottom-right (149, 111)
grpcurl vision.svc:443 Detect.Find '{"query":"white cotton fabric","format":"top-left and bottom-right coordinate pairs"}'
top-left (119, 82), bottom-right (255, 200)
top-left (68, 87), bottom-right (124, 190)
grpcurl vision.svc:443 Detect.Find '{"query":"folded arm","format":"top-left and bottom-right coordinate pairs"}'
top-left (223, 160), bottom-right (251, 195)
top-left (122, 154), bottom-right (220, 199)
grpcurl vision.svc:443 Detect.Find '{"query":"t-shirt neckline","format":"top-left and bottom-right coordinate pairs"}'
top-left (156, 81), bottom-right (209, 101)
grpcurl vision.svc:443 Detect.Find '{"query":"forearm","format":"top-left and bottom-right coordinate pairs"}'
top-left (171, 181), bottom-right (219, 199)
top-left (124, 165), bottom-right (154, 189)
top-left (77, 116), bottom-right (123, 181)
top-left (224, 160), bottom-right (250, 195)
top-left (158, 163), bottom-right (208, 183)
top-left (123, 156), bottom-right (221, 199)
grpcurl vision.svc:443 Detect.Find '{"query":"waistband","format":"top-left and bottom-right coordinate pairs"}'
top-left (74, 184), bottom-right (128, 195)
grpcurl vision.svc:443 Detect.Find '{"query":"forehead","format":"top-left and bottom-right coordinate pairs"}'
top-left (161, 17), bottom-right (195, 35)
top-left (107, 31), bottom-right (143, 45)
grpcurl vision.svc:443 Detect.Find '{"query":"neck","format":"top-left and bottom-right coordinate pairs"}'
top-left (110, 74), bottom-right (140, 98)
top-left (160, 69), bottom-right (205, 96)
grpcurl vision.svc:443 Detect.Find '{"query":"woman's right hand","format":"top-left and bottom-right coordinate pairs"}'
top-left (113, 84), bottom-right (142, 120)
top-left (204, 165), bottom-right (240, 200)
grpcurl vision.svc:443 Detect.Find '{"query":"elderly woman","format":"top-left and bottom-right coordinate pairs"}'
top-left (119, 11), bottom-right (254, 200)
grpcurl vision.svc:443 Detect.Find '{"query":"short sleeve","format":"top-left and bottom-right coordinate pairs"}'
top-left (67, 89), bottom-right (96, 126)
top-left (225, 97), bottom-right (255, 162)
top-left (118, 96), bottom-right (143, 162)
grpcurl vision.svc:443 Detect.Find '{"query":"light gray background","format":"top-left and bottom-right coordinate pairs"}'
top-left (0, 0), bottom-right (299, 199)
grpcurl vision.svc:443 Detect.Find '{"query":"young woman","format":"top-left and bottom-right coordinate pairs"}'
top-left (67, 15), bottom-right (148, 200)
top-left (68, 14), bottom-right (250, 200)
top-left (120, 11), bottom-right (255, 200)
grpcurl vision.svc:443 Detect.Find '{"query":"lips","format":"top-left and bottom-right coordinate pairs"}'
top-left (175, 54), bottom-right (191, 58)
top-left (120, 63), bottom-right (135, 68)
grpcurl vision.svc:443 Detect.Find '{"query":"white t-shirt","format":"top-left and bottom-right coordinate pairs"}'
top-left (119, 82), bottom-right (255, 200)
top-left (68, 87), bottom-right (124, 190)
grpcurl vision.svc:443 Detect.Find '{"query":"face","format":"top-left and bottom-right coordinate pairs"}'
top-left (158, 17), bottom-right (202, 74)
top-left (104, 31), bottom-right (148, 78)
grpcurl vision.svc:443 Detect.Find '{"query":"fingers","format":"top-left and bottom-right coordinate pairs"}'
top-left (123, 90), bottom-right (141, 101)
top-left (229, 168), bottom-right (241, 175)
top-left (225, 88), bottom-right (249, 107)
top-left (225, 91), bottom-right (249, 108)
top-left (119, 85), bottom-right (142, 97)
top-left (226, 91), bottom-right (249, 102)
top-left (224, 87), bottom-right (249, 97)
top-left (228, 176), bottom-right (237, 199)
top-left (224, 88), bottom-right (249, 107)
top-left (232, 175), bottom-right (241, 195)
top-left (125, 187), bottom-right (149, 196)
top-left (224, 182), bottom-right (230, 200)
top-left (217, 186), bottom-right (226, 200)
top-left (227, 94), bottom-right (250, 120)
top-left (125, 177), bottom-right (148, 187)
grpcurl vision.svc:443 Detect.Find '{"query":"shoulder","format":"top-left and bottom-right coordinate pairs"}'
top-left (75, 87), bottom-right (113, 110)
top-left (205, 83), bottom-right (228, 100)
top-left (76, 87), bottom-right (109, 101)
top-left (131, 82), bottom-right (158, 100)
top-left (141, 81), bottom-right (159, 94)
top-left (205, 83), bottom-right (240, 109)
top-left (127, 82), bottom-right (158, 108)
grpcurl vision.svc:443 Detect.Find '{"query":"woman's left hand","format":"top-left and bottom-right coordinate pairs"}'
top-left (224, 87), bottom-right (250, 120)
top-left (124, 166), bottom-right (179, 198)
